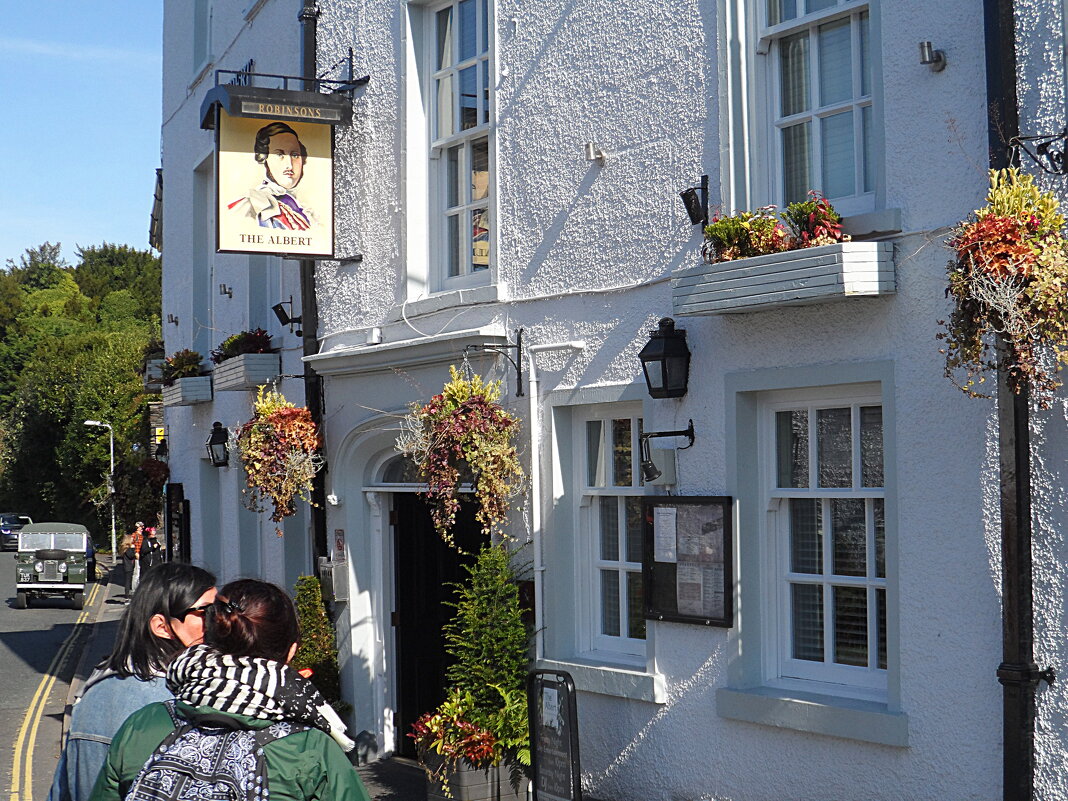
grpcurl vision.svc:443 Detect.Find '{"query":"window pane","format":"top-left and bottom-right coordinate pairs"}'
top-left (779, 32), bottom-right (809, 117)
top-left (818, 18), bottom-right (852, 106)
top-left (436, 75), bottom-right (455, 139)
top-left (767, 0), bottom-right (797, 25)
top-left (874, 498), bottom-right (885, 578)
top-left (821, 111), bottom-right (854, 199)
top-left (833, 586), bottom-right (867, 666)
top-left (806, 0), bottom-right (836, 12)
top-left (599, 497), bottom-right (618, 561)
top-left (859, 11), bottom-right (871, 97)
top-left (480, 0), bottom-right (489, 53)
top-left (460, 66), bottom-right (478, 130)
top-left (471, 208), bottom-right (489, 270)
top-left (446, 215), bottom-right (460, 277)
top-left (860, 405), bottom-right (883, 488)
top-left (446, 146), bottom-right (460, 208)
top-left (776, 409), bottom-right (809, 488)
top-left (612, 418), bottom-right (632, 487)
top-left (459, 0), bottom-right (476, 61)
top-left (436, 7), bottom-right (454, 69)
top-left (790, 499), bottom-right (822, 574)
top-left (831, 498), bottom-right (866, 577)
top-left (627, 572), bottom-right (646, 639)
top-left (625, 497), bottom-right (643, 563)
top-left (481, 61), bottom-right (490, 124)
top-left (586, 420), bottom-right (604, 486)
top-left (601, 570), bottom-right (620, 636)
top-left (782, 122), bottom-right (811, 204)
top-left (471, 139), bottom-right (488, 200)
top-left (792, 583), bottom-right (823, 661)
top-left (862, 104), bottom-right (874, 193)
top-left (877, 587), bottom-right (887, 669)
top-left (817, 407), bottom-right (852, 488)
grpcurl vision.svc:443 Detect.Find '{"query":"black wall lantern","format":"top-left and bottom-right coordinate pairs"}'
top-left (206, 422), bottom-right (230, 467)
top-left (639, 318), bottom-right (691, 398)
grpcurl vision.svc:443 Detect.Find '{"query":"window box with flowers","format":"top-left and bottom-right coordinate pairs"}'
top-left (160, 349), bottom-right (212, 406)
top-left (210, 329), bottom-right (281, 391)
top-left (672, 193), bottom-right (895, 316)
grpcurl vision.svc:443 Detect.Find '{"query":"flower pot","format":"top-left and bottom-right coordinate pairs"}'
top-left (161, 376), bottom-right (213, 406)
top-left (143, 358), bottom-right (166, 391)
top-left (212, 352), bottom-right (281, 391)
top-left (422, 751), bottom-right (525, 801)
top-left (673, 241), bottom-right (895, 315)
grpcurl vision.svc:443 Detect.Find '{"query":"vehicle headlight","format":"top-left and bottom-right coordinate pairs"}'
top-left (58, 562), bottom-right (68, 573)
top-left (34, 561), bottom-right (44, 572)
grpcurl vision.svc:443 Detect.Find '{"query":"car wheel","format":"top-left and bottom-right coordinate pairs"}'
top-left (15, 591), bottom-right (27, 609)
top-left (73, 592), bottom-right (85, 610)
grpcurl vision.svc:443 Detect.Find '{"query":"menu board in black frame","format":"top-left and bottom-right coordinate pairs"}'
top-left (527, 669), bottom-right (582, 801)
top-left (642, 495), bottom-right (733, 627)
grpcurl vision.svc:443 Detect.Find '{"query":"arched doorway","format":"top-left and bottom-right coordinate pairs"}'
top-left (382, 456), bottom-right (485, 757)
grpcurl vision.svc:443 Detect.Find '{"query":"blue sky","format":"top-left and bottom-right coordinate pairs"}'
top-left (0, 1), bottom-right (162, 267)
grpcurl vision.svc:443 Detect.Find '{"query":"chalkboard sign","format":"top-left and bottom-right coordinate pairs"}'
top-left (528, 670), bottom-right (582, 801)
top-left (643, 496), bottom-right (733, 627)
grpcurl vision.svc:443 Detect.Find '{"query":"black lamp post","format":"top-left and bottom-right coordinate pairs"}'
top-left (638, 318), bottom-right (691, 398)
top-left (206, 422), bottom-right (229, 467)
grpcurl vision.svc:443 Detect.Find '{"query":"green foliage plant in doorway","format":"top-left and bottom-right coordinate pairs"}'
top-left (291, 575), bottom-right (350, 716)
top-left (397, 366), bottom-right (524, 548)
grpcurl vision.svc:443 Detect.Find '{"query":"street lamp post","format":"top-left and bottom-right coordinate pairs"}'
top-left (84, 420), bottom-right (117, 559)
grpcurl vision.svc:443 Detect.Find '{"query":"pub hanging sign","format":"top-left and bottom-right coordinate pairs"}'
top-left (200, 84), bottom-right (354, 258)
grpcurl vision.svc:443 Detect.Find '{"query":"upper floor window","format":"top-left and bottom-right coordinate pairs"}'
top-left (763, 0), bottom-right (874, 215)
top-left (193, 0), bottom-right (212, 74)
top-left (431, 0), bottom-right (492, 288)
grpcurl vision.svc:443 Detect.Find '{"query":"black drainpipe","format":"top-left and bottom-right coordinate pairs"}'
top-left (299, 0), bottom-right (328, 566)
top-left (984, 1), bottom-right (1054, 799)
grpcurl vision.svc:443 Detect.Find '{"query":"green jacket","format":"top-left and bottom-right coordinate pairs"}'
top-left (88, 701), bottom-right (370, 801)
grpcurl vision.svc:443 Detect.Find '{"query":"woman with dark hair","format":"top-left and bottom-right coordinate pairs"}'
top-left (48, 562), bottom-right (216, 801)
top-left (90, 579), bottom-right (369, 801)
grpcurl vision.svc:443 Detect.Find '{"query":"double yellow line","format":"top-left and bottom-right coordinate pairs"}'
top-left (9, 582), bottom-right (101, 801)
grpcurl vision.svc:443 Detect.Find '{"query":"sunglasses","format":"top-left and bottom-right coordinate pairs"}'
top-left (174, 603), bottom-right (213, 623)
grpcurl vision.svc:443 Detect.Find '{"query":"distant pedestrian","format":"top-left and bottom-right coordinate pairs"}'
top-left (119, 535), bottom-right (137, 599)
top-left (129, 523), bottom-right (145, 591)
top-left (48, 562), bottom-right (217, 801)
top-left (140, 527), bottom-right (164, 571)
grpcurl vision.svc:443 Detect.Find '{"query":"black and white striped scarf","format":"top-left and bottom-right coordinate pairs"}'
top-left (167, 644), bottom-right (355, 752)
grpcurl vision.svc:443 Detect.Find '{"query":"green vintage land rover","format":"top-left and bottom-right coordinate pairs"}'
top-left (15, 523), bottom-right (91, 609)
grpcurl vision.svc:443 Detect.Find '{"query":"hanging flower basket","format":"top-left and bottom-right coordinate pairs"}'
top-left (236, 387), bottom-right (323, 523)
top-left (396, 366), bottom-right (524, 548)
top-left (938, 168), bottom-right (1068, 407)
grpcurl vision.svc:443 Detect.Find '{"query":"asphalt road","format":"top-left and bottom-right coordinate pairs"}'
top-left (0, 552), bottom-right (118, 801)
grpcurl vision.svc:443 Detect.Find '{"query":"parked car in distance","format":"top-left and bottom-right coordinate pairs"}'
top-left (0, 513), bottom-right (32, 551)
top-left (15, 523), bottom-right (89, 609)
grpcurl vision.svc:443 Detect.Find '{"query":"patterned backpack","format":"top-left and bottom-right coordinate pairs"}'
top-left (124, 700), bottom-right (308, 801)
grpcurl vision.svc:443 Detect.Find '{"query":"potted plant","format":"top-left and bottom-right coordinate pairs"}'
top-left (701, 205), bottom-right (791, 264)
top-left (410, 543), bottom-right (531, 800)
top-left (235, 387), bottom-right (323, 526)
top-left (396, 367), bottom-right (524, 549)
top-left (160, 349), bottom-right (211, 405)
top-left (938, 167), bottom-right (1068, 407)
top-left (781, 191), bottom-right (851, 249)
top-left (140, 338), bottom-right (166, 388)
top-left (211, 328), bottom-right (280, 391)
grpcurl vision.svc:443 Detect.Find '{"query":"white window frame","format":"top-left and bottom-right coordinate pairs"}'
top-left (193, 0), bottom-right (213, 79)
top-left (760, 383), bottom-right (887, 701)
top-left (574, 404), bottom-right (646, 659)
top-left (427, 0), bottom-right (494, 292)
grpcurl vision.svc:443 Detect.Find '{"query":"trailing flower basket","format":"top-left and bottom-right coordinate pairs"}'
top-left (212, 352), bottom-right (281, 391)
top-left (161, 376), bottom-right (213, 406)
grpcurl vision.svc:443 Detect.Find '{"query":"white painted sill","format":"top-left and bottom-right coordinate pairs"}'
top-left (716, 685), bottom-right (909, 747)
top-left (536, 658), bottom-right (667, 704)
top-left (390, 284), bottom-right (505, 322)
top-left (672, 241), bottom-right (895, 316)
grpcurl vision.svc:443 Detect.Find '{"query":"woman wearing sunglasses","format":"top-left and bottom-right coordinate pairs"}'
top-left (48, 562), bottom-right (216, 801)
top-left (90, 579), bottom-right (369, 801)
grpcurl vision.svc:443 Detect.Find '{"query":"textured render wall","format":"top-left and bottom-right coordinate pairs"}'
top-left (1014, 2), bottom-right (1068, 798)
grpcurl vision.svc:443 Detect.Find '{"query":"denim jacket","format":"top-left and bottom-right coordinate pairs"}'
top-left (48, 671), bottom-right (172, 801)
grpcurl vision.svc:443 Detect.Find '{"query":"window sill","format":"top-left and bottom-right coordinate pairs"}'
top-left (716, 686), bottom-right (908, 746)
top-left (536, 658), bottom-right (666, 704)
top-left (672, 241), bottom-right (895, 316)
top-left (389, 283), bottom-right (504, 321)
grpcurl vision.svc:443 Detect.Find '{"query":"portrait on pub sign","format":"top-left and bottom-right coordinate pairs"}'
top-left (217, 110), bottom-right (334, 257)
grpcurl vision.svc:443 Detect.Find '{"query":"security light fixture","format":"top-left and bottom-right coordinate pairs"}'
top-left (638, 318), bottom-right (691, 398)
top-left (206, 422), bottom-right (230, 467)
top-left (680, 175), bottom-right (709, 226)
top-left (918, 41), bottom-right (946, 72)
top-left (639, 420), bottom-right (696, 483)
top-left (272, 297), bottom-right (303, 337)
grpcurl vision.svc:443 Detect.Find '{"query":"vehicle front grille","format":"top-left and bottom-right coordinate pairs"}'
top-left (42, 561), bottom-right (60, 581)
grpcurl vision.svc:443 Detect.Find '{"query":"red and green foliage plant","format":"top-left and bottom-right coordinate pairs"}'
top-left (397, 367), bottom-right (524, 548)
top-left (938, 168), bottom-right (1068, 406)
top-left (210, 328), bottom-right (275, 364)
top-left (160, 349), bottom-right (203, 385)
top-left (236, 387), bottom-right (322, 523)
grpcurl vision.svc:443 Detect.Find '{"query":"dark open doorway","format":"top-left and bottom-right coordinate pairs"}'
top-left (392, 493), bottom-right (483, 757)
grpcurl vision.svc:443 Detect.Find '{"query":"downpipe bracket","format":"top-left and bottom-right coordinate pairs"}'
top-left (997, 662), bottom-right (1057, 687)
